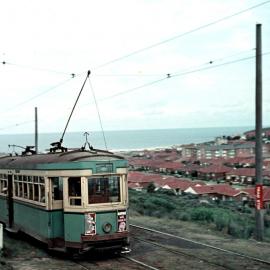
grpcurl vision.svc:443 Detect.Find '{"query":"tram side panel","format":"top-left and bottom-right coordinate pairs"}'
top-left (0, 195), bottom-right (8, 224)
top-left (0, 174), bottom-right (8, 224)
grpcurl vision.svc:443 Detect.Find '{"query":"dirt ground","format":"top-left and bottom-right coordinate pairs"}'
top-left (1, 216), bottom-right (270, 269)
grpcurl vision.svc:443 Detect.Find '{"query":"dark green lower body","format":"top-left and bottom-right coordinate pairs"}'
top-left (0, 197), bottom-right (129, 252)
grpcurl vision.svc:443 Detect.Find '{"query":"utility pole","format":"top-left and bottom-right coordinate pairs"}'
top-left (35, 107), bottom-right (38, 154)
top-left (255, 23), bottom-right (264, 241)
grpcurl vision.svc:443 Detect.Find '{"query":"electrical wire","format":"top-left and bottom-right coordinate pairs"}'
top-left (97, 52), bottom-right (270, 102)
top-left (88, 78), bottom-right (108, 150)
top-left (0, 77), bottom-right (74, 115)
top-left (0, 120), bottom-right (34, 131)
top-left (93, 48), bottom-right (256, 77)
top-left (1, 1), bottom-right (264, 76)
top-left (93, 1), bottom-right (270, 70)
top-left (1, 59), bottom-right (77, 77)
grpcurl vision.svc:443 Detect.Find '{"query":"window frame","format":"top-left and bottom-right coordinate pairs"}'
top-left (87, 174), bottom-right (122, 205)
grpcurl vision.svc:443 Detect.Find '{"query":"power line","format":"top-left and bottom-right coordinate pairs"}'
top-left (88, 78), bottom-right (108, 150)
top-left (0, 77), bottom-right (74, 115)
top-left (1, 59), bottom-right (77, 78)
top-left (93, 1), bottom-right (270, 70)
top-left (0, 120), bottom-right (34, 131)
top-left (98, 52), bottom-right (270, 102)
top-left (93, 48), bottom-right (256, 77)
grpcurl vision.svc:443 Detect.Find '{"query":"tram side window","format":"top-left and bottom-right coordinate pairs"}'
top-left (0, 174), bottom-right (8, 195)
top-left (88, 176), bottom-right (120, 204)
top-left (68, 177), bottom-right (81, 206)
top-left (14, 175), bottom-right (45, 204)
top-left (51, 177), bottom-right (63, 200)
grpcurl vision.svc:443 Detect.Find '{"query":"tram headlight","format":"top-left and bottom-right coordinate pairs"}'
top-left (102, 222), bottom-right (112, 233)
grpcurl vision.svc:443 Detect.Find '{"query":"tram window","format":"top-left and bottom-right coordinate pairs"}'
top-left (0, 179), bottom-right (8, 194)
top-left (40, 185), bottom-right (45, 203)
top-left (51, 177), bottom-right (63, 200)
top-left (88, 176), bottom-right (120, 204)
top-left (68, 177), bottom-right (81, 206)
top-left (29, 184), bottom-right (34, 200)
top-left (23, 182), bottom-right (28, 198)
top-left (34, 184), bottom-right (39, 201)
top-left (19, 182), bottom-right (23, 197)
top-left (15, 183), bottom-right (19, 197)
top-left (33, 176), bottom-right (38, 183)
top-left (39, 177), bottom-right (45, 184)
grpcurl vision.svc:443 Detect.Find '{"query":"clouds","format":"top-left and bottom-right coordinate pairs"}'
top-left (0, 0), bottom-right (270, 134)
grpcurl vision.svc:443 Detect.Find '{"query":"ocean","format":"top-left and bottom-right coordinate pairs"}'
top-left (0, 126), bottom-right (252, 154)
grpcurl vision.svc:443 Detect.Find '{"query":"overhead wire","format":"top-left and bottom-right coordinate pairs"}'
top-left (93, 0), bottom-right (270, 70)
top-left (1, 0), bottom-right (264, 76)
top-left (1, 59), bottom-right (77, 78)
top-left (96, 52), bottom-right (270, 102)
top-left (0, 1), bottom-right (269, 134)
top-left (88, 78), bottom-right (108, 150)
top-left (93, 48), bottom-right (256, 77)
top-left (0, 120), bottom-right (34, 131)
top-left (0, 77), bottom-right (74, 115)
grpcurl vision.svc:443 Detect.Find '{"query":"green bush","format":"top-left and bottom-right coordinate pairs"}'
top-left (190, 207), bottom-right (214, 223)
top-left (214, 212), bottom-right (230, 231)
top-left (128, 189), bottom-right (262, 240)
top-left (228, 219), bottom-right (254, 239)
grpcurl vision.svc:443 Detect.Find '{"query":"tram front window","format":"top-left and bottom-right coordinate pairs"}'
top-left (68, 177), bottom-right (81, 206)
top-left (88, 176), bottom-right (120, 204)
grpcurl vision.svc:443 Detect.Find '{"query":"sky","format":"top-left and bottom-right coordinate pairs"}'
top-left (0, 0), bottom-right (270, 135)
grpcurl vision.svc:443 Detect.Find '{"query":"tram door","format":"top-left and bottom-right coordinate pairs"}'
top-left (48, 177), bottom-right (64, 239)
top-left (7, 174), bottom-right (14, 228)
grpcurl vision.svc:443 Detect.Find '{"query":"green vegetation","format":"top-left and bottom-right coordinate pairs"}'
top-left (129, 189), bottom-right (270, 240)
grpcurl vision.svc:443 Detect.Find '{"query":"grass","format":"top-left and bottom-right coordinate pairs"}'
top-left (129, 188), bottom-right (270, 241)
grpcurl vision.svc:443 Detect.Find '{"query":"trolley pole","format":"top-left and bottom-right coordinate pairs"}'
top-left (255, 23), bottom-right (264, 241)
top-left (35, 107), bottom-right (38, 154)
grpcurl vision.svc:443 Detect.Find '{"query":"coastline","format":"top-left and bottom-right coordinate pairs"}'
top-left (0, 126), bottom-right (251, 153)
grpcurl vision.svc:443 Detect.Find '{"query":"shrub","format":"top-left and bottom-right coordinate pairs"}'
top-left (228, 219), bottom-right (254, 239)
top-left (214, 212), bottom-right (230, 231)
top-left (145, 197), bottom-right (176, 212)
top-left (190, 207), bottom-right (214, 223)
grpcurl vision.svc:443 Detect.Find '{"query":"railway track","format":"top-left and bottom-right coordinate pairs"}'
top-left (130, 224), bottom-right (270, 270)
top-left (73, 255), bottom-right (160, 270)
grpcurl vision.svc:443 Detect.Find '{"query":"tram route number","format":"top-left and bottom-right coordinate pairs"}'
top-left (255, 184), bottom-right (264, 210)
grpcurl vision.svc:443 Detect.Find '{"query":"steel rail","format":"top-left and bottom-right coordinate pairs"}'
top-left (131, 235), bottom-right (232, 270)
top-left (121, 255), bottom-right (160, 270)
top-left (130, 224), bottom-right (270, 266)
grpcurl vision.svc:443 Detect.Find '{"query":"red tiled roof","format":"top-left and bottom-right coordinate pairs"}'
top-left (197, 165), bottom-right (231, 174)
top-left (242, 187), bottom-right (270, 201)
top-left (161, 179), bottom-right (197, 190)
top-left (128, 172), bottom-right (205, 190)
top-left (186, 184), bottom-right (243, 197)
top-left (227, 168), bottom-right (256, 177)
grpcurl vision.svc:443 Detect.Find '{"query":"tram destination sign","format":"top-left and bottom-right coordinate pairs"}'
top-left (96, 163), bottom-right (113, 173)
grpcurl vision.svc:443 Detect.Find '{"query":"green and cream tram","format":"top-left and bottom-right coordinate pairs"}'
top-left (0, 148), bottom-right (129, 253)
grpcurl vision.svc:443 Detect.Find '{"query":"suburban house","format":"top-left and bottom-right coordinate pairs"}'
top-left (184, 184), bottom-right (249, 202)
top-left (242, 187), bottom-right (270, 209)
top-left (197, 165), bottom-right (231, 181)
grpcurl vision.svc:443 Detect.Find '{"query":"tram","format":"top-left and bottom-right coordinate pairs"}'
top-left (0, 146), bottom-right (130, 253)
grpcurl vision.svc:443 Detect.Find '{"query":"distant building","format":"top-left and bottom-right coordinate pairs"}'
top-left (182, 143), bottom-right (255, 160)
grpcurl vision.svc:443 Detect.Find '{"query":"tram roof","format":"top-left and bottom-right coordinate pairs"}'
top-left (0, 149), bottom-right (127, 170)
